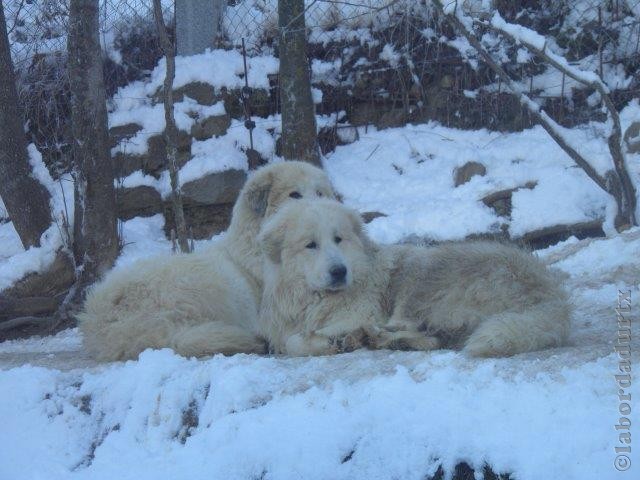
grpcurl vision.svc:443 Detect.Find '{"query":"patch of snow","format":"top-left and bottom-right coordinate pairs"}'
top-left (1, 346), bottom-right (636, 480)
top-left (0, 328), bottom-right (82, 355)
top-left (380, 44), bottom-right (401, 67)
top-left (312, 87), bottom-right (323, 104)
top-left (516, 47), bottom-right (532, 63)
top-left (175, 137), bottom-right (248, 190)
top-left (552, 227), bottom-right (640, 278)
top-left (312, 59), bottom-right (342, 86)
top-left (323, 122), bottom-right (626, 243)
top-left (509, 175), bottom-right (608, 237)
top-left (0, 197), bottom-right (7, 220)
top-left (28, 144), bottom-right (74, 226)
top-left (110, 98), bottom-right (226, 157)
top-left (114, 215), bottom-right (220, 271)
top-left (113, 215), bottom-right (172, 270)
top-left (117, 170), bottom-right (158, 190)
top-left (136, 49), bottom-right (278, 96)
top-left (443, 35), bottom-right (478, 70)
top-left (0, 223), bottom-right (25, 262)
top-left (0, 145), bottom-right (73, 292)
top-left (0, 224), bottom-right (63, 292)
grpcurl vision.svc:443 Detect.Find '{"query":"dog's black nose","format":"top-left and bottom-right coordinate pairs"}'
top-left (330, 265), bottom-right (347, 283)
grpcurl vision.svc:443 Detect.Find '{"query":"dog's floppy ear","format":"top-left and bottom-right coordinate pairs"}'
top-left (244, 170), bottom-right (272, 217)
top-left (345, 207), bottom-right (376, 254)
top-left (258, 214), bottom-right (287, 264)
top-left (345, 207), bottom-right (365, 237)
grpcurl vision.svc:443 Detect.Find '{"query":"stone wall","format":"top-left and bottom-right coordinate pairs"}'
top-left (111, 82), bottom-right (259, 240)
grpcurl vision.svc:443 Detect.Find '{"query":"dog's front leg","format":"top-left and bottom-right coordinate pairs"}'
top-left (380, 311), bottom-right (441, 352)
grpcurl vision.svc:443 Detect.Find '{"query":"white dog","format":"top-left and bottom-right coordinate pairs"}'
top-left (258, 199), bottom-right (571, 357)
top-left (78, 161), bottom-right (335, 361)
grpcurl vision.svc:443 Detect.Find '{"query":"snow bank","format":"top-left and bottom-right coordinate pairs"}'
top-left (1, 348), bottom-right (634, 480)
top-left (1, 228), bottom-right (638, 480)
top-left (0, 328), bottom-right (82, 355)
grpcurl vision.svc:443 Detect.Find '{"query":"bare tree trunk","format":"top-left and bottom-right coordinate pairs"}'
top-left (432, 0), bottom-right (638, 231)
top-left (68, 0), bottom-right (119, 296)
top-left (0, 2), bottom-right (52, 248)
top-left (153, 0), bottom-right (190, 253)
top-left (278, 0), bottom-right (321, 166)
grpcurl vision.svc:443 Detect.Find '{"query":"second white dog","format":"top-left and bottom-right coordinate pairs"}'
top-left (78, 161), bottom-right (335, 361)
top-left (258, 199), bottom-right (571, 357)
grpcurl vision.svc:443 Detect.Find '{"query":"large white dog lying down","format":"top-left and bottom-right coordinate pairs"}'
top-left (258, 199), bottom-right (571, 357)
top-left (78, 162), bottom-right (335, 361)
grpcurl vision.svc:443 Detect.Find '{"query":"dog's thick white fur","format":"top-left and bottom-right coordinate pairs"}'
top-left (258, 199), bottom-right (571, 357)
top-left (78, 161), bottom-right (335, 361)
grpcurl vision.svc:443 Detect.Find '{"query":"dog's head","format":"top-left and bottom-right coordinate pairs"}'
top-left (258, 199), bottom-right (374, 292)
top-left (240, 161), bottom-right (336, 220)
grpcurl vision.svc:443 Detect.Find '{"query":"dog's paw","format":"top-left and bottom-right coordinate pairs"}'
top-left (330, 327), bottom-right (374, 353)
top-left (410, 335), bottom-right (441, 352)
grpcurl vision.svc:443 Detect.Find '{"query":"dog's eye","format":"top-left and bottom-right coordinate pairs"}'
top-left (306, 241), bottom-right (317, 249)
top-left (334, 236), bottom-right (342, 244)
top-left (289, 191), bottom-right (302, 199)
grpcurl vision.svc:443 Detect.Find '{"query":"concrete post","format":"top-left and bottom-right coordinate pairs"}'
top-left (175, 0), bottom-right (225, 56)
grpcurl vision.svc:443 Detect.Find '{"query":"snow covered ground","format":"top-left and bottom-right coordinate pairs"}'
top-left (1, 66), bottom-right (639, 477)
top-left (1, 220), bottom-right (638, 479)
top-left (4, 5), bottom-right (640, 477)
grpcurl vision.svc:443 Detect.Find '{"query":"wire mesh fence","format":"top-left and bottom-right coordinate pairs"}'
top-left (5, 1), bottom-right (411, 67)
top-left (3, 0), bottom-right (640, 175)
top-left (6, 0), bottom-right (172, 69)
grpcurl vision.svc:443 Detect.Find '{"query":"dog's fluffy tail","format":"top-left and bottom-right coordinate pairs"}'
top-left (463, 300), bottom-right (570, 357)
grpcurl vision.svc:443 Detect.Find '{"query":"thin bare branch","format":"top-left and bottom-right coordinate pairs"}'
top-left (0, 315), bottom-right (55, 332)
top-left (432, 0), bottom-right (638, 229)
top-left (487, 11), bottom-right (637, 227)
top-left (153, 0), bottom-right (190, 253)
top-left (432, 1), bottom-right (607, 188)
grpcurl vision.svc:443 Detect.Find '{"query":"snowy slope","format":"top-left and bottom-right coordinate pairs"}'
top-left (324, 122), bottom-right (619, 243)
top-left (1, 228), bottom-right (638, 480)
